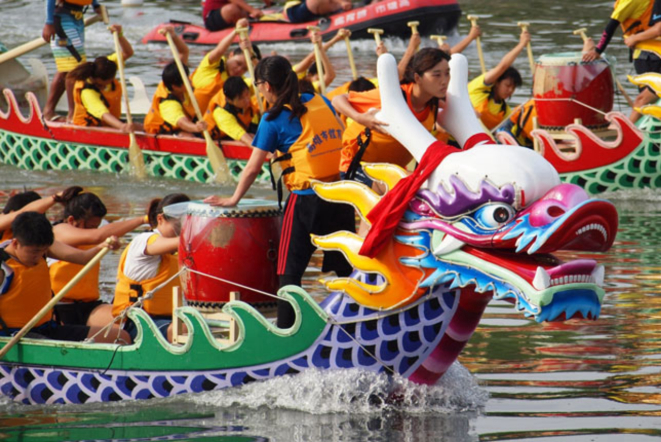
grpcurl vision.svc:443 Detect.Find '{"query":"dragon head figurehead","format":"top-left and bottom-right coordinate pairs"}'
top-left (310, 53), bottom-right (617, 324)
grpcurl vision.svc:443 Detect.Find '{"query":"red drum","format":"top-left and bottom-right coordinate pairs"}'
top-left (168, 200), bottom-right (281, 310)
top-left (533, 52), bottom-right (614, 129)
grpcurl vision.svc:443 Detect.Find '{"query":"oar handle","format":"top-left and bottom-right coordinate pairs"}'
top-left (367, 28), bottom-right (384, 45)
top-left (343, 32), bottom-right (357, 80)
top-left (467, 15), bottom-right (486, 75)
top-left (407, 21), bottom-right (419, 35)
top-left (165, 33), bottom-right (203, 122)
top-left (307, 26), bottom-right (326, 95)
top-left (0, 14), bottom-right (103, 65)
top-left (112, 31), bottom-right (132, 125)
top-left (518, 22), bottom-right (534, 75)
top-left (0, 246), bottom-right (110, 360)
top-left (236, 26), bottom-right (265, 115)
top-left (573, 28), bottom-right (589, 42)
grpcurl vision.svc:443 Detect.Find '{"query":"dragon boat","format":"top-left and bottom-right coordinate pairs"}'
top-left (0, 53), bottom-right (618, 405)
top-left (0, 89), bottom-right (270, 184)
top-left (142, 0), bottom-right (461, 46)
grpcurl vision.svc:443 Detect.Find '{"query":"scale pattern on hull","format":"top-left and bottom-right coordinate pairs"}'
top-left (0, 130), bottom-right (270, 184)
top-left (0, 284), bottom-right (458, 404)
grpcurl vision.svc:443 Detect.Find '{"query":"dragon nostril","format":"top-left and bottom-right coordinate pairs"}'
top-left (547, 206), bottom-right (566, 218)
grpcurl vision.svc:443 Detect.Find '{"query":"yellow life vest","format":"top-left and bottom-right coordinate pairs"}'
top-left (72, 79), bottom-right (122, 127)
top-left (49, 244), bottom-right (99, 303)
top-left (112, 233), bottom-right (179, 317)
top-left (615, 0), bottom-right (661, 55)
top-left (204, 92), bottom-right (259, 140)
top-left (0, 248), bottom-right (52, 329)
top-left (144, 82), bottom-right (197, 135)
top-left (271, 94), bottom-right (344, 191)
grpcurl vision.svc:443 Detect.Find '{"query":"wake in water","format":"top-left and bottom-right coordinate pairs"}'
top-left (190, 361), bottom-right (488, 415)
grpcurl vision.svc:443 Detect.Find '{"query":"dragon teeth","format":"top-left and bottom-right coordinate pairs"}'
top-left (591, 265), bottom-right (605, 287)
top-left (576, 223), bottom-right (607, 240)
top-left (432, 235), bottom-right (465, 256)
top-left (533, 267), bottom-right (551, 291)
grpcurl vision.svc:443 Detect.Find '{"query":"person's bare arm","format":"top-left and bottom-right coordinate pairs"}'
top-left (625, 22), bottom-right (661, 48)
top-left (53, 216), bottom-right (145, 247)
top-left (109, 24), bottom-right (134, 61)
top-left (331, 93), bottom-right (388, 133)
top-left (397, 33), bottom-right (421, 80)
top-left (48, 237), bottom-right (120, 264)
top-left (159, 25), bottom-right (189, 65)
top-left (144, 236), bottom-right (180, 256)
top-left (204, 147), bottom-right (268, 206)
top-left (483, 30), bottom-right (529, 85)
top-left (206, 20), bottom-right (245, 64)
top-left (451, 25), bottom-right (481, 54)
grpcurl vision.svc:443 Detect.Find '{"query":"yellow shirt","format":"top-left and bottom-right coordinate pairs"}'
top-left (192, 54), bottom-right (226, 89)
top-left (79, 53), bottom-right (122, 120)
top-left (160, 99), bottom-right (188, 128)
top-left (468, 74), bottom-right (511, 130)
top-left (211, 106), bottom-right (258, 141)
top-left (611, 0), bottom-right (649, 22)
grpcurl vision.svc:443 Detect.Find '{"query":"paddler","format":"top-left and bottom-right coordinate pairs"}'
top-left (42, 0), bottom-right (102, 122)
top-left (191, 18), bottom-right (256, 114)
top-left (112, 193), bottom-right (190, 343)
top-left (68, 24), bottom-right (140, 132)
top-left (203, 55), bottom-right (355, 329)
top-left (294, 29), bottom-right (350, 94)
top-left (49, 187), bottom-right (146, 329)
top-left (467, 28), bottom-right (529, 130)
top-left (0, 212), bottom-right (127, 343)
top-left (204, 76), bottom-right (260, 146)
top-left (202, 0), bottom-right (270, 32)
top-left (144, 26), bottom-right (208, 137)
top-left (582, 0), bottom-right (661, 122)
top-left (284, 0), bottom-right (352, 24)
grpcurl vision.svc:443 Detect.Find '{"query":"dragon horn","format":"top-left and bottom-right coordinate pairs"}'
top-left (375, 53), bottom-right (436, 162)
top-left (437, 53), bottom-right (487, 148)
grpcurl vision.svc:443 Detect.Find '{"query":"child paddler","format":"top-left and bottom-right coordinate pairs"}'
top-left (0, 187), bottom-right (79, 242)
top-left (112, 194), bottom-right (190, 342)
top-left (583, 0), bottom-right (661, 122)
top-left (467, 29), bottom-right (529, 130)
top-left (42, 0), bottom-right (102, 122)
top-left (68, 25), bottom-right (139, 132)
top-left (204, 76), bottom-right (260, 146)
top-left (332, 48), bottom-right (450, 189)
top-left (204, 55), bottom-right (355, 328)
top-left (191, 18), bottom-right (254, 114)
top-left (49, 187), bottom-right (146, 328)
top-left (0, 212), bottom-right (127, 343)
top-left (144, 26), bottom-right (208, 137)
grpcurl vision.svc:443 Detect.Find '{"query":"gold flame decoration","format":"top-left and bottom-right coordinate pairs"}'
top-left (311, 163), bottom-right (431, 311)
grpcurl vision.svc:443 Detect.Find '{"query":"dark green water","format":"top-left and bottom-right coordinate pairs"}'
top-left (1, 1), bottom-right (661, 441)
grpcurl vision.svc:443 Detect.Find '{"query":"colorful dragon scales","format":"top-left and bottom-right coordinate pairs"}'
top-left (0, 54), bottom-right (617, 405)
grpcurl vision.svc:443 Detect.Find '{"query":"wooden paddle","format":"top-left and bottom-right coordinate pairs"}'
top-left (236, 25), bottom-right (265, 115)
top-left (164, 32), bottom-right (232, 184)
top-left (343, 30), bottom-right (358, 80)
top-left (517, 22), bottom-right (535, 75)
top-left (367, 28), bottom-right (384, 46)
top-left (467, 15), bottom-right (486, 75)
top-left (307, 26), bottom-right (326, 95)
top-left (111, 29), bottom-right (147, 179)
top-left (0, 245), bottom-right (111, 360)
top-left (0, 14), bottom-right (104, 65)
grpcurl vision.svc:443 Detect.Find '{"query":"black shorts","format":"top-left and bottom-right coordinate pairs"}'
top-left (285, 2), bottom-right (320, 23)
top-left (54, 300), bottom-right (105, 326)
top-left (0, 321), bottom-right (90, 341)
top-left (340, 166), bottom-right (374, 188)
top-left (204, 9), bottom-right (232, 32)
top-left (277, 192), bottom-right (355, 286)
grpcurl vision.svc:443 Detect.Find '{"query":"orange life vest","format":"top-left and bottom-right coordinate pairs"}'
top-left (1, 229), bottom-right (12, 242)
top-left (49, 244), bottom-right (99, 303)
top-left (191, 58), bottom-right (229, 114)
top-left (144, 82), bottom-right (196, 135)
top-left (0, 247), bottom-right (52, 329)
top-left (616, 0), bottom-right (661, 55)
top-left (340, 83), bottom-right (435, 172)
top-left (473, 90), bottom-right (509, 130)
top-left (112, 233), bottom-right (179, 317)
top-left (72, 79), bottom-right (122, 127)
top-left (204, 92), bottom-right (259, 140)
top-left (60, 0), bottom-right (94, 6)
top-left (508, 101), bottom-right (537, 147)
top-left (271, 94), bottom-right (344, 191)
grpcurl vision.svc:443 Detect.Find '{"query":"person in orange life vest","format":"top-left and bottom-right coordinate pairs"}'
top-left (467, 29), bottom-right (529, 130)
top-left (0, 187), bottom-right (81, 242)
top-left (41, 0), bottom-right (102, 122)
top-left (113, 193), bottom-right (190, 343)
top-left (204, 55), bottom-right (355, 328)
top-left (67, 25), bottom-right (140, 132)
top-left (191, 17), bottom-right (255, 114)
top-left (495, 100), bottom-right (537, 148)
top-left (583, 0), bottom-right (661, 122)
top-left (294, 29), bottom-right (350, 95)
top-left (0, 211), bottom-right (128, 343)
top-left (205, 76), bottom-right (260, 146)
top-left (49, 187), bottom-right (147, 328)
top-left (144, 28), bottom-right (207, 137)
top-left (285, 0), bottom-right (352, 24)
top-left (332, 48), bottom-right (451, 190)
top-left (202, 0), bottom-right (270, 32)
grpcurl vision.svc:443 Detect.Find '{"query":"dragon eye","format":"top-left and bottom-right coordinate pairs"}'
top-left (474, 204), bottom-right (515, 228)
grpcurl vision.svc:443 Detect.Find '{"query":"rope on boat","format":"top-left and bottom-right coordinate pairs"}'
top-left (533, 97), bottom-right (608, 116)
top-left (184, 267), bottom-right (280, 300)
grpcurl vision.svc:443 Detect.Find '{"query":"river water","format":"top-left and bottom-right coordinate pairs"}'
top-left (1, 1), bottom-right (661, 441)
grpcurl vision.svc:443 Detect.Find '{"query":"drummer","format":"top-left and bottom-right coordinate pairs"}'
top-left (204, 55), bottom-right (355, 329)
top-left (144, 26), bottom-right (208, 137)
top-left (467, 29), bottom-right (530, 130)
top-left (582, 0), bottom-right (661, 122)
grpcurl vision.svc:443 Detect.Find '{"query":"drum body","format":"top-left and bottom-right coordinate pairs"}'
top-left (174, 200), bottom-right (281, 309)
top-left (533, 52), bottom-right (614, 129)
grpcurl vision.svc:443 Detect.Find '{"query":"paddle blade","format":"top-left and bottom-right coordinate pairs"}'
top-left (205, 134), bottom-right (232, 184)
top-left (128, 133), bottom-right (147, 179)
